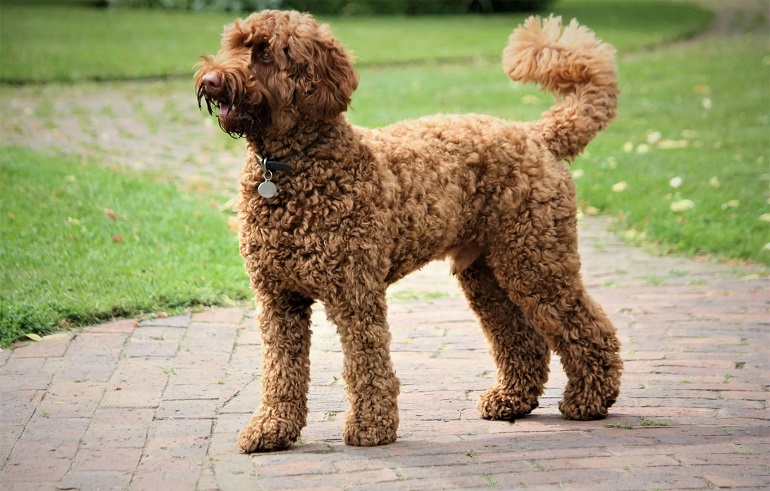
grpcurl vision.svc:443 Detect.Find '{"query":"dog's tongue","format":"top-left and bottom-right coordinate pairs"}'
top-left (219, 102), bottom-right (231, 118)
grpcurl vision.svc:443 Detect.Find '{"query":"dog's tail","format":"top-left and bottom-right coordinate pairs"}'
top-left (503, 16), bottom-right (618, 162)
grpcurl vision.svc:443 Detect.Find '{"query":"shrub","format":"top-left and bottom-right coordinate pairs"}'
top-left (101, 0), bottom-right (282, 10)
top-left (102, 0), bottom-right (556, 14)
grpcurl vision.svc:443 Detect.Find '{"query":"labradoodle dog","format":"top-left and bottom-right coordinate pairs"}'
top-left (196, 10), bottom-right (623, 453)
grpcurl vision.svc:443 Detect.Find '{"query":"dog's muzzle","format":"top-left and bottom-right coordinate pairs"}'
top-left (197, 71), bottom-right (232, 118)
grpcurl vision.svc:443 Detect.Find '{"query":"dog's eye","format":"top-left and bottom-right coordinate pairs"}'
top-left (252, 41), bottom-right (272, 63)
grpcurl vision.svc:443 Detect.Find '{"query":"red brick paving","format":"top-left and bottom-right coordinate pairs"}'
top-left (0, 216), bottom-right (768, 490)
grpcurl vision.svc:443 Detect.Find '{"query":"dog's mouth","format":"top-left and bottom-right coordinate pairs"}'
top-left (196, 87), bottom-right (234, 120)
top-left (197, 88), bottom-right (241, 136)
top-left (218, 101), bottom-right (232, 118)
top-left (198, 92), bottom-right (270, 139)
top-left (196, 71), bottom-right (274, 139)
top-left (207, 98), bottom-right (233, 120)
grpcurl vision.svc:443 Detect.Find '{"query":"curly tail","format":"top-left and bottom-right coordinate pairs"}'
top-left (503, 16), bottom-right (619, 162)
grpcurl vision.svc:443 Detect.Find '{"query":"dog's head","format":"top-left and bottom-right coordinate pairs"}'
top-left (195, 10), bottom-right (358, 138)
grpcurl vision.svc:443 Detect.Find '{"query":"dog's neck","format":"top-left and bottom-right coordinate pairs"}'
top-left (247, 116), bottom-right (349, 164)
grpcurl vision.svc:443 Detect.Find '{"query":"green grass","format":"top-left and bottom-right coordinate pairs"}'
top-left (335, 1), bottom-right (712, 64)
top-left (0, 6), bottom-right (234, 82)
top-left (0, 1), bottom-right (712, 82)
top-left (0, 148), bottom-right (250, 346)
top-left (573, 34), bottom-right (770, 264)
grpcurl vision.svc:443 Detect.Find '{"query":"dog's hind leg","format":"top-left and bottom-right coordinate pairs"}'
top-left (456, 256), bottom-right (550, 420)
top-left (487, 221), bottom-right (623, 421)
top-left (324, 284), bottom-right (400, 447)
top-left (237, 291), bottom-right (313, 453)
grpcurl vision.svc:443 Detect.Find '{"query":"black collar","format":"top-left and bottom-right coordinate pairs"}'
top-left (257, 154), bottom-right (294, 173)
top-left (254, 131), bottom-right (329, 175)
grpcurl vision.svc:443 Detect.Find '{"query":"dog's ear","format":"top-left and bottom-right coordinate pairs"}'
top-left (289, 23), bottom-right (359, 121)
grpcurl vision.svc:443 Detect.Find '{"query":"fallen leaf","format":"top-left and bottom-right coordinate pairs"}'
top-left (219, 198), bottom-right (237, 212)
top-left (657, 139), bottom-right (689, 149)
top-left (622, 141), bottom-right (634, 153)
top-left (25, 333), bottom-right (43, 342)
top-left (584, 206), bottom-right (599, 216)
top-left (64, 175), bottom-right (76, 183)
top-left (521, 95), bottom-right (539, 105)
top-left (708, 176), bottom-right (721, 188)
top-left (7, 212), bottom-right (15, 221)
top-left (104, 208), bottom-right (117, 220)
top-left (113, 235), bottom-right (124, 243)
top-left (635, 144), bottom-right (650, 154)
top-left (646, 131), bottom-right (662, 145)
top-left (67, 217), bottom-right (81, 225)
top-left (611, 181), bottom-right (628, 192)
top-left (571, 169), bottom-right (584, 179)
top-left (721, 200), bottom-right (740, 210)
top-left (156, 312), bottom-right (168, 318)
top-left (759, 213), bottom-right (770, 223)
top-left (670, 199), bottom-right (695, 212)
top-left (702, 97), bottom-right (712, 110)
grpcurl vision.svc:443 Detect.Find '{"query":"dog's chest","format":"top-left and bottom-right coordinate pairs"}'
top-left (239, 182), bottom-right (382, 294)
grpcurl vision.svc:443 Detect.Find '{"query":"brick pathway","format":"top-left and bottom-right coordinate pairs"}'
top-left (1, 216), bottom-right (767, 490)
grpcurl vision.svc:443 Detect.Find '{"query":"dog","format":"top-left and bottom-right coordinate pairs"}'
top-left (195, 10), bottom-right (623, 453)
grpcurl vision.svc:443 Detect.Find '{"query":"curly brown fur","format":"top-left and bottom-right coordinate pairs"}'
top-left (195, 10), bottom-right (623, 453)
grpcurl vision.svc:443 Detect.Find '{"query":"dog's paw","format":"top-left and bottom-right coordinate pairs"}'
top-left (558, 380), bottom-right (618, 421)
top-left (343, 422), bottom-right (398, 447)
top-left (558, 398), bottom-right (609, 421)
top-left (236, 410), bottom-right (303, 453)
top-left (477, 386), bottom-right (539, 421)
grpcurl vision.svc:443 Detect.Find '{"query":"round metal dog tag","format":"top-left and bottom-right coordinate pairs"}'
top-left (258, 181), bottom-right (277, 198)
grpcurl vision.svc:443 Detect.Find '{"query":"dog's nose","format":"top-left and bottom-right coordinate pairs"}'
top-left (201, 71), bottom-right (222, 90)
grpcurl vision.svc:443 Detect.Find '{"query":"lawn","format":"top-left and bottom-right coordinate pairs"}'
top-left (0, 148), bottom-right (250, 346)
top-left (572, 34), bottom-right (770, 262)
top-left (0, 1), bottom-right (711, 82)
top-left (1, 0), bottom-right (767, 345)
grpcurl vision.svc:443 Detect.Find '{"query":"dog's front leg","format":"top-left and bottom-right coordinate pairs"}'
top-left (325, 287), bottom-right (400, 446)
top-left (237, 291), bottom-right (313, 453)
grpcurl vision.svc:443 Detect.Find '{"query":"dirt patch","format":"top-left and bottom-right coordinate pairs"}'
top-left (0, 79), bottom-right (244, 198)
